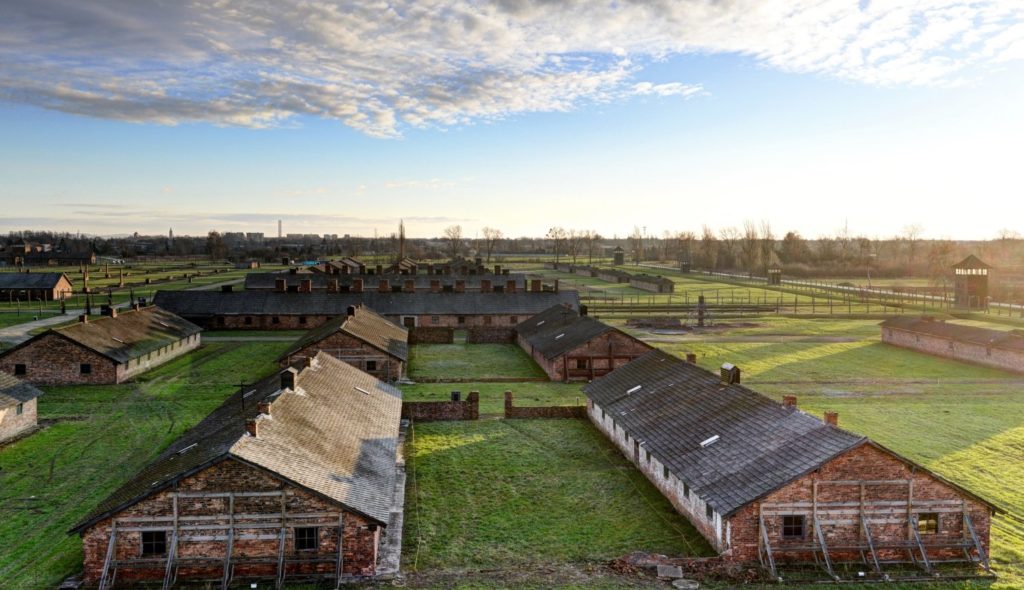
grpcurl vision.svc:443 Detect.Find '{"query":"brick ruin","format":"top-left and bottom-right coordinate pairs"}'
top-left (279, 330), bottom-right (404, 381)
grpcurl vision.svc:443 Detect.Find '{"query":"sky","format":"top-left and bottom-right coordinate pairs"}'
top-left (1, 0), bottom-right (1023, 240)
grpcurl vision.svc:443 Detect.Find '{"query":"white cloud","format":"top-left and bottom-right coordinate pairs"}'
top-left (0, 0), bottom-right (1021, 136)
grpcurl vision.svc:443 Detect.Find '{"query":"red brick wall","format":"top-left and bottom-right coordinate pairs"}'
top-left (883, 326), bottom-right (1024, 375)
top-left (213, 314), bottom-right (333, 330)
top-left (504, 391), bottom-right (584, 419)
top-left (81, 458), bottom-right (381, 585)
top-left (408, 327), bottom-right (454, 344)
top-left (402, 392), bottom-right (479, 421)
top-left (283, 332), bottom-right (404, 380)
top-left (0, 397), bottom-right (37, 443)
top-left (518, 330), bottom-right (650, 382)
top-left (0, 334), bottom-right (118, 385)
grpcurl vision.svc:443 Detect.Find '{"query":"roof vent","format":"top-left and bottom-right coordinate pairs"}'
top-left (177, 443), bottom-right (198, 455)
top-left (537, 320), bottom-right (545, 326)
top-left (281, 367), bottom-right (298, 391)
top-left (627, 385), bottom-right (642, 394)
top-left (720, 363), bottom-right (740, 385)
top-left (554, 333), bottom-right (565, 340)
top-left (112, 337), bottom-right (125, 344)
top-left (700, 435), bottom-right (720, 448)
top-left (354, 386), bottom-right (370, 395)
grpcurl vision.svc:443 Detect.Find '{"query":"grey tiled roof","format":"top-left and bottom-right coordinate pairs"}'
top-left (49, 306), bottom-right (201, 364)
top-left (0, 272), bottom-right (71, 290)
top-left (952, 255), bottom-right (990, 269)
top-left (279, 305), bottom-right (409, 362)
top-left (244, 272), bottom-right (528, 290)
top-left (71, 353), bottom-right (402, 532)
top-left (881, 317), bottom-right (1024, 352)
top-left (516, 305), bottom-right (622, 360)
top-left (154, 290), bottom-right (580, 317)
top-left (0, 371), bottom-right (43, 409)
top-left (583, 350), bottom-right (866, 516)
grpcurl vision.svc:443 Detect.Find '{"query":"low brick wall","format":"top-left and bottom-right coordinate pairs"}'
top-left (465, 327), bottom-right (515, 343)
top-left (409, 327), bottom-right (454, 344)
top-left (503, 391), bottom-right (585, 419)
top-left (402, 392), bottom-right (478, 421)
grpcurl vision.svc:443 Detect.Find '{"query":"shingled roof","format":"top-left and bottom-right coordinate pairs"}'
top-left (516, 305), bottom-right (622, 360)
top-left (279, 305), bottom-right (409, 363)
top-left (0, 372), bottom-right (43, 410)
top-left (952, 255), bottom-right (991, 269)
top-left (71, 352), bottom-right (402, 533)
top-left (153, 290), bottom-right (580, 318)
top-left (881, 317), bottom-right (1024, 352)
top-left (0, 272), bottom-right (71, 290)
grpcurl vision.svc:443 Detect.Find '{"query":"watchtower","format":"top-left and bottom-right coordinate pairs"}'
top-left (767, 265), bottom-right (782, 285)
top-left (612, 246), bottom-right (625, 266)
top-left (953, 255), bottom-right (990, 309)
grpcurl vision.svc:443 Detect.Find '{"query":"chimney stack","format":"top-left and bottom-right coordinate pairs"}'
top-left (132, 303), bottom-right (141, 312)
top-left (347, 305), bottom-right (357, 317)
top-left (281, 367), bottom-right (298, 391)
top-left (481, 279), bottom-right (492, 293)
top-left (783, 395), bottom-right (798, 408)
top-left (720, 363), bottom-right (741, 385)
top-left (352, 278), bottom-right (363, 293)
top-left (530, 279), bottom-right (541, 293)
top-left (221, 285), bottom-right (233, 293)
top-left (579, 304), bottom-right (588, 317)
top-left (455, 279), bottom-right (466, 293)
top-left (375, 264), bottom-right (384, 275)
top-left (275, 278), bottom-right (286, 292)
top-left (245, 419), bottom-right (259, 437)
top-left (494, 264), bottom-right (501, 274)
top-left (109, 307), bottom-right (118, 319)
top-left (825, 411), bottom-right (839, 427)
top-left (257, 400), bottom-right (272, 416)
top-left (506, 279), bottom-right (516, 293)
top-left (403, 279), bottom-right (415, 293)
top-left (554, 279), bottom-right (559, 293)
top-left (685, 353), bottom-right (697, 364)
top-left (328, 279), bottom-right (339, 293)
top-left (430, 279), bottom-right (441, 293)
top-left (78, 314), bottom-right (88, 324)
top-left (300, 279), bottom-right (312, 293)
top-left (378, 279), bottom-right (390, 293)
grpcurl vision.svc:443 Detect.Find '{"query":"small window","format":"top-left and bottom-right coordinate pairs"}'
top-left (16, 403), bottom-right (24, 416)
top-left (705, 504), bottom-right (714, 521)
top-left (683, 482), bottom-right (690, 498)
top-left (918, 513), bottom-right (939, 535)
top-left (662, 465), bottom-right (669, 479)
top-left (601, 409), bottom-right (606, 420)
top-left (141, 531), bottom-right (167, 556)
top-left (299, 316), bottom-right (307, 325)
top-left (244, 316), bottom-right (253, 325)
top-left (14, 363), bottom-right (26, 376)
top-left (80, 363), bottom-right (92, 375)
top-left (431, 315), bottom-right (439, 325)
top-left (576, 358), bottom-right (588, 370)
top-left (457, 316), bottom-right (466, 325)
top-left (782, 515), bottom-right (805, 539)
top-left (272, 316), bottom-right (280, 324)
top-left (366, 360), bottom-right (377, 372)
top-left (295, 526), bottom-right (318, 551)
top-left (645, 449), bottom-right (651, 463)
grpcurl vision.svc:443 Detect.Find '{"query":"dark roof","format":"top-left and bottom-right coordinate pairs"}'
top-left (0, 272), bottom-right (71, 290)
top-left (517, 305), bottom-right (630, 360)
top-left (881, 317), bottom-right (1024, 352)
top-left (279, 305), bottom-right (409, 362)
top-left (3, 306), bottom-right (201, 365)
top-left (630, 274), bottom-right (675, 286)
top-left (0, 371), bottom-right (43, 409)
top-left (952, 255), bottom-right (991, 269)
top-left (154, 290), bottom-right (580, 318)
top-left (71, 352), bottom-right (402, 533)
top-left (583, 350), bottom-right (869, 516)
top-left (244, 272), bottom-right (527, 290)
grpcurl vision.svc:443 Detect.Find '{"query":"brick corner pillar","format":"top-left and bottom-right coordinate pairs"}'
top-left (504, 390), bottom-right (514, 419)
top-left (468, 391), bottom-right (480, 420)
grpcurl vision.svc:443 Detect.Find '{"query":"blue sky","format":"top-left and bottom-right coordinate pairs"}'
top-left (1, 1), bottom-right (1022, 239)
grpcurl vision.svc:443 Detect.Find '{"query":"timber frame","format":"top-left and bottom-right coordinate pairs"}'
top-left (95, 490), bottom-right (348, 590)
top-left (756, 479), bottom-right (992, 583)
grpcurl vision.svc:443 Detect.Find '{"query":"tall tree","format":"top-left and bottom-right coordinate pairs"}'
top-left (567, 229), bottom-right (586, 264)
top-left (546, 227), bottom-right (567, 263)
top-left (740, 220), bottom-right (760, 275)
top-left (759, 220), bottom-right (776, 273)
top-left (205, 231), bottom-right (227, 260)
top-left (443, 225), bottom-right (464, 259)
top-left (629, 226), bottom-right (644, 264)
top-left (699, 225), bottom-right (718, 269)
top-left (481, 227), bottom-right (503, 262)
top-left (585, 230), bottom-right (602, 264)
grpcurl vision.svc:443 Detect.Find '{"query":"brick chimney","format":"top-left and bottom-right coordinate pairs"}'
top-left (221, 284), bottom-right (233, 293)
top-left (455, 280), bottom-right (466, 293)
top-left (481, 279), bottom-right (492, 293)
top-left (554, 279), bottom-right (559, 293)
top-left (403, 279), bottom-right (415, 293)
top-left (375, 264), bottom-right (383, 275)
top-left (257, 400), bottom-right (272, 416)
top-left (427, 264), bottom-right (434, 274)
top-left (131, 303), bottom-right (141, 311)
top-left (506, 279), bottom-right (516, 293)
top-left (300, 279), bottom-right (312, 293)
top-left (347, 305), bottom-right (357, 317)
top-left (245, 419), bottom-right (259, 437)
top-left (783, 395), bottom-right (798, 408)
top-left (378, 279), bottom-right (390, 293)
top-left (352, 278), bottom-right (363, 293)
top-left (430, 279), bottom-right (441, 293)
top-left (78, 314), bottom-right (88, 323)
top-left (494, 265), bottom-right (501, 274)
top-left (108, 308), bottom-right (118, 319)
top-left (530, 279), bottom-right (541, 293)
top-left (281, 367), bottom-right (298, 390)
top-left (275, 278), bottom-right (286, 292)
top-left (825, 411), bottom-right (839, 426)
top-left (327, 279), bottom-right (339, 293)
top-left (685, 353), bottom-right (697, 364)
top-left (720, 363), bottom-right (741, 385)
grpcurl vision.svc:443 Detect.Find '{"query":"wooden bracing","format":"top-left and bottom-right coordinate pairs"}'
top-left (757, 513), bottom-right (778, 580)
top-left (97, 523), bottom-right (118, 590)
top-left (964, 512), bottom-right (991, 572)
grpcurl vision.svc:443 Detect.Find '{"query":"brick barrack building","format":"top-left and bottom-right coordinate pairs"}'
top-left (70, 352), bottom-right (403, 589)
top-left (515, 305), bottom-right (651, 381)
top-left (881, 316), bottom-right (1024, 375)
top-left (0, 371), bottom-right (44, 443)
top-left (0, 271), bottom-right (73, 301)
top-left (278, 304), bottom-right (409, 381)
top-left (583, 350), bottom-right (997, 581)
top-left (0, 306), bottom-right (201, 385)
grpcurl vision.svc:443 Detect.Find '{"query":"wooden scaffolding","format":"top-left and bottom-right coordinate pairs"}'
top-left (756, 479), bottom-right (991, 583)
top-left (96, 490), bottom-right (347, 590)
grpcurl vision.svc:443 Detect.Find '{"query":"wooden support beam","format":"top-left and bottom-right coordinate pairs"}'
top-left (813, 515), bottom-right (838, 581)
top-left (275, 527), bottom-right (287, 590)
top-left (161, 531), bottom-right (178, 590)
top-left (909, 515), bottom-right (933, 574)
top-left (334, 514), bottom-right (345, 590)
top-left (98, 523), bottom-right (118, 590)
top-left (861, 515), bottom-right (885, 579)
top-left (222, 493), bottom-right (234, 590)
top-left (757, 512), bottom-right (778, 581)
top-left (964, 512), bottom-right (991, 572)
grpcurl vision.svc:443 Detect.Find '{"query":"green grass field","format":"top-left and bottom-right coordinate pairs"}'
top-left (403, 420), bottom-right (713, 572)
top-left (0, 341), bottom-right (289, 590)
top-left (408, 343), bottom-right (547, 381)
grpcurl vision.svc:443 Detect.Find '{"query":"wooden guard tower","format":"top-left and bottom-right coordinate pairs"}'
top-left (612, 246), bottom-right (625, 266)
top-left (953, 255), bottom-right (990, 310)
top-left (767, 265), bottom-right (782, 285)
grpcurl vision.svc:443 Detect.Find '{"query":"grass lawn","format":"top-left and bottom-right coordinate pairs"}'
top-left (408, 343), bottom-right (546, 381)
top-left (0, 340), bottom-right (290, 590)
top-left (403, 420), bottom-right (713, 573)
top-left (401, 381), bottom-right (584, 415)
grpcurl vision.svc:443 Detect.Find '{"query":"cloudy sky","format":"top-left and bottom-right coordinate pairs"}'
top-left (1, 0), bottom-right (1022, 239)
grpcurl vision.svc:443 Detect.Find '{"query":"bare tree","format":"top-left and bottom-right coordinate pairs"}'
top-left (481, 227), bottom-right (503, 262)
top-left (205, 231), bottom-right (228, 260)
top-left (902, 224), bottom-right (924, 277)
top-left (444, 225), bottom-right (464, 259)
top-left (740, 220), bottom-right (760, 275)
top-left (586, 230), bottom-right (602, 264)
top-left (546, 227), bottom-right (567, 263)
top-left (759, 220), bottom-right (776, 273)
top-left (566, 229), bottom-right (587, 264)
top-left (629, 226), bottom-right (644, 264)
top-left (699, 225), bottom-right (718, 269)
top-left (718, 226), bottom-right (740, 269)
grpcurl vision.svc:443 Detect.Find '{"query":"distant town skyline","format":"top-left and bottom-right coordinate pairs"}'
top-left (1, 1), bottom-right (1022, 239)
